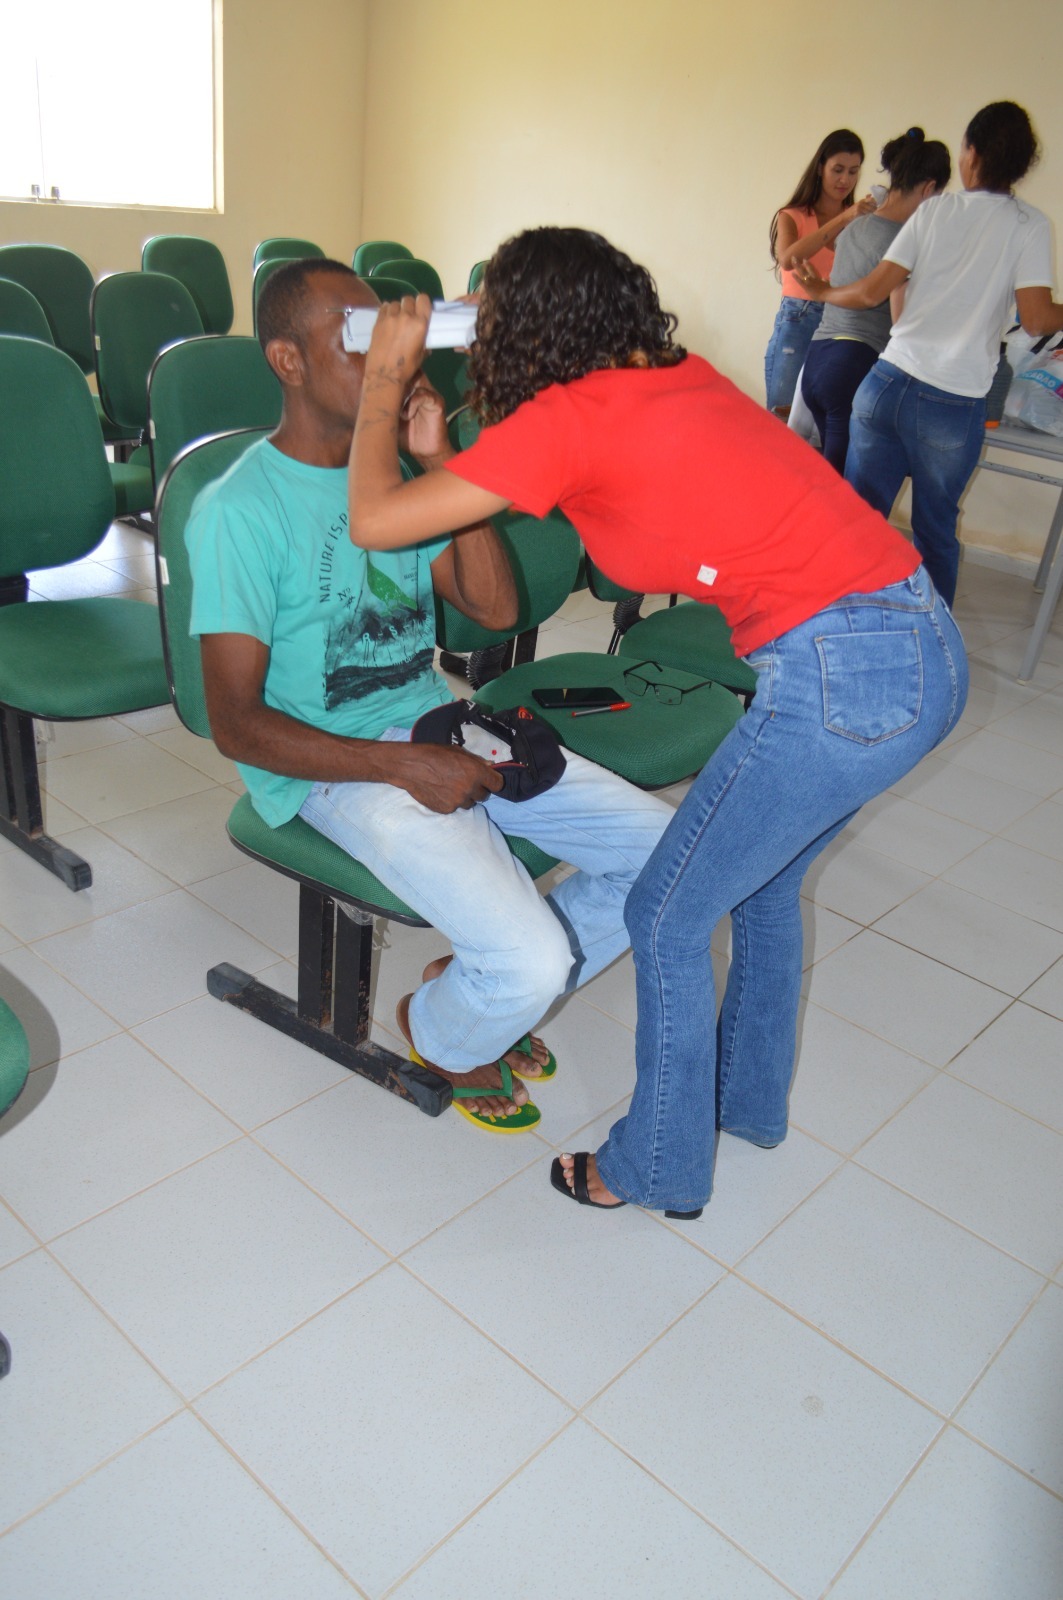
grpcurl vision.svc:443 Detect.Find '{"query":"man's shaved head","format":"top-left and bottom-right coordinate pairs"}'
top-left (257, 258), bottom-right (375, 354)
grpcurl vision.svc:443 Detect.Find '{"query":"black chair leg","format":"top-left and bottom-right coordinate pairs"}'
top-left (206, 884), bottom-right (452, 1116)
top-left (0, 710), bottom-right (91, 891)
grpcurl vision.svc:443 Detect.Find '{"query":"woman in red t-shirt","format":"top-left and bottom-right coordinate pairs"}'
top-left (348, 227), bottom-right (967, 1220)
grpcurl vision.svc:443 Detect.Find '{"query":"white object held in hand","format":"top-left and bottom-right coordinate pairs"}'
top-left (341, 299), bottom-right (478, 354)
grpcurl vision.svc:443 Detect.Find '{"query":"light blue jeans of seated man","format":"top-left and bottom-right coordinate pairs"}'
top-left (300, 743), bottom-right (673, 1072)
top-left (596, 564), bottom-right (968, 1213)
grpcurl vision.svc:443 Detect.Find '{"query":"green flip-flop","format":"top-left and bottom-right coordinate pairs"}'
top-left (409, 1048), bottom-right (541, 1132)
top-left (506, 1033), bottom-right (557, 1084)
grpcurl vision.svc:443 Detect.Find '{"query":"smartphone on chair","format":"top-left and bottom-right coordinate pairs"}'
top-left (531, 686), bottom-right (625, 710)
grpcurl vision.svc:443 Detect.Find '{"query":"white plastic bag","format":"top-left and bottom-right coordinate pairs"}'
top-left (1003, 330), bottom-right (1063, 435)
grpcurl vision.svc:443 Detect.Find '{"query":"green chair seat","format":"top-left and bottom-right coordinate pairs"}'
top-left (110, 447), bottom-right (154, 518)
top-left (475, 650), bottom-right (743, 788)
top-left (0, 999), bottom-right (30, 1120)
top-left (93, 395), bottom-right (140, 444)
top-left (618, 602), bottom-right (757, 696)
top-left (0, 597), bottom-right (167, 720)
top-left (227, 793), bottom-right (558, 922)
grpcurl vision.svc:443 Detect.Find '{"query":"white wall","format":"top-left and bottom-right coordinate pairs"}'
top-left (362, 0), bottom-right (1063, 565)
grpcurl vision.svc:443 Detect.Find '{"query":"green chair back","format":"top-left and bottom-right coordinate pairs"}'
top-left (371, 257), bottom-right (444, 300)
top-left (0, 244), bottom-right (96, 373)
top-left (155, 427), bottom-right (270, 736)
top-left (148, 335), bottom-right (282, 483)
top-left (435, 508), bottom-right (582, 654)
top-left (142, 235), bottom-right (234, 335)
top-left (252, 256), bottom-right (299, 336)
top-left (254, 238), bottom-right (325, 269)
top-left (0, 999), bottom-right (30, 1121)
top-left (366, 273), bottom-right (418, 303)
top-left (0, 336), bottom-right (114, 576)
top-left (91, 271), bottom-right (204, 434)
top-left (618, 603), bottom-right (758, 696)
top-left (0, 278), bottom-right (54, 344)
top-left (585, 553), bottom-right (638, 605)
top-left (468, 260), bottom-right (487, 293)
top-left (352, 240), bottom-right (413, 277)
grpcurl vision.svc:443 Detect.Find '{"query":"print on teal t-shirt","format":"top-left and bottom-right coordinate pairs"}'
top-left (184, 437), bottom-right (452, 827)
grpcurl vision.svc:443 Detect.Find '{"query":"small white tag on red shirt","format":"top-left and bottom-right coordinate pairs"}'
top-left (697, 564), bottom-right (718, 587)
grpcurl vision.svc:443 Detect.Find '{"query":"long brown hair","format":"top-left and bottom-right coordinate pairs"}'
top-left (769, 128), bottom-right (864, 263)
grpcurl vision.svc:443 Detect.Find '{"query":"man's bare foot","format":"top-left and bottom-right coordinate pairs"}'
top-left (420, 955), bottom-right (553, 1081)
top-left (558, 1151), bottom-right (624, 1207)
top-left (395, 993), bottom-right (531, 1120)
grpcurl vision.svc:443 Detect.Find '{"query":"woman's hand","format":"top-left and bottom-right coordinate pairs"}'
top-left (792, 261), bottom-right (829, 299)
top-left (850, 193), bottom-right (880, 220)
top-left (364, 293), bottom-right (432, 391)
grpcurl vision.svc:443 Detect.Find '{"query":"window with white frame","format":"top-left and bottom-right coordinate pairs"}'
top-left (0, 0), bottom-right (218, 210)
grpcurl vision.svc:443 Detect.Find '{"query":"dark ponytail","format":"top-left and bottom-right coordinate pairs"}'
top-left (880, 127), bottom-right (951, 194)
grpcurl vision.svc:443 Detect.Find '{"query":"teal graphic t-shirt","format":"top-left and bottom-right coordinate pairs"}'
top-left (186, 438), bottom-right (452, 826)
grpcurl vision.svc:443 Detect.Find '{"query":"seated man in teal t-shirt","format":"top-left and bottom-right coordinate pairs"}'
top-left (186, 258), bottom-right (671, 1130)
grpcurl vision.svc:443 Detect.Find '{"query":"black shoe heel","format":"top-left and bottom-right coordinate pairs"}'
top-left (664, 1207), bottom-right (703, 1220)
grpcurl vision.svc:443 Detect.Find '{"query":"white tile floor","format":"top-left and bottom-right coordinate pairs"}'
top-left (2, 532), bottom-right (1063, 1597)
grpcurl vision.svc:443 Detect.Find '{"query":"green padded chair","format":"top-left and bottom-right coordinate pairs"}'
top-left (252, 256), bottom-right (299, 337)
top-left (142, 235), bottom-right (234, 336)
top-left (154, 427), bottom-right (559, 1117)
top-left (147, 334), bottom-right (282, 483)
top-left (585, 556), bottom-right (757, 701)
top-left (352, 240), bottom-right (413, 277)
top-left (254, 238), bottom-right (326, 269)
top-left (91, 270), bottom-right (205, 523)
top-left (468, 260), bottom-right (487, 293)
top-left (0, 244), bottom-right (139, 448)
top-left (370, 257), bottom-right (444, 300)
top-left (0, 995), bottom-right (30, 1379)
top-left (0, 280), bottom-right (163, 545)
top-left (0, 336), bottom-right (169, 891)
top-left (431, 483), bottom-right (745, 787)
top-left (0, 278), bottom-right (53, 342)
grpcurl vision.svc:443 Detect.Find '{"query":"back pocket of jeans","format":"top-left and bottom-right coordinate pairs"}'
top-left (816, 630), bottom-right (923, 744)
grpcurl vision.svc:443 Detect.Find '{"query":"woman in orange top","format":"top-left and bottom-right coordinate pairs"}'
top-left (765, 128), bottom-right (871, 416)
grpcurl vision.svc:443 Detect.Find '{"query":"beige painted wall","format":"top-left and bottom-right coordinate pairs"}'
top-left (362, 0), bottom-right (1063, 566)
top-left (0, 0), bottom-right (370, 336)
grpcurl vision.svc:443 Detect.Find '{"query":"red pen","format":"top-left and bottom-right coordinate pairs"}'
top-left (571, 701), bottom-right (632, 717)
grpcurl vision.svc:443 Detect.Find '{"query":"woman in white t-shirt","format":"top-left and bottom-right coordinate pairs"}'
top-left (797, 101), bottom-right (1063, 605)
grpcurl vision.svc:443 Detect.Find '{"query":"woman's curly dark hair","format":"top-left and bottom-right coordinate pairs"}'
top-left (467, 227), bottom-right (686, 424)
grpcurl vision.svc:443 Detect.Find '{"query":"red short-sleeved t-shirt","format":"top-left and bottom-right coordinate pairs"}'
top-left (445, 354), bottom-right (918, 656)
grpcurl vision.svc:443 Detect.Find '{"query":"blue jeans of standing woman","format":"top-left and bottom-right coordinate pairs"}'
top-left (844, 359), bottom-right (987, 606)
top-left (764, 296), bottom-right (824, 411)
top-left (595, 566), bottom-right (967, 1213)
top-left (800, 337), bottom-right (879, 472)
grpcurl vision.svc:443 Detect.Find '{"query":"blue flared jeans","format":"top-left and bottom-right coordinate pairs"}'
top-left (595, 565), bottom-right (967, 1212)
